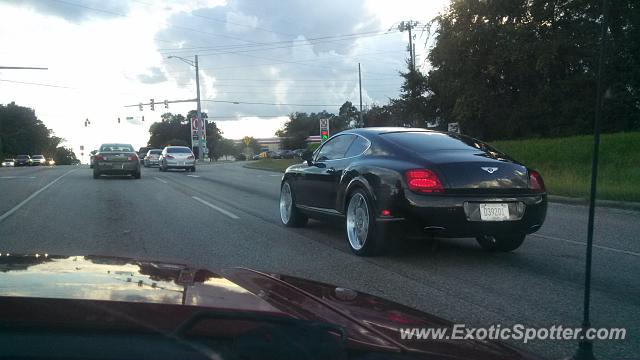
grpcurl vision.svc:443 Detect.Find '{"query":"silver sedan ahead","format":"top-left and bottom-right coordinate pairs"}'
top-left (159, 146), bottom-right (196, 172)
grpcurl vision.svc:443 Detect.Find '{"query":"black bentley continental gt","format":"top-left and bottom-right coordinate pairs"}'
top-left (279, 128), bottom-right (547, 256)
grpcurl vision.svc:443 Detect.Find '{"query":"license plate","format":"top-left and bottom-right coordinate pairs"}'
top-left (479, 203), bottom-right (510, 221)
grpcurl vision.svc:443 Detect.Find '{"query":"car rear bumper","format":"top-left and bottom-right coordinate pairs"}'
top-left (95, 162), bottom-right (139, 173)
top-left (164, 160), bottom-right (195, 168)
top-left (385, 193), bottom-right (547, 238)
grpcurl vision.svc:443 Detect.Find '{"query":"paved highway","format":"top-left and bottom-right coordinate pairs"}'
top-left (0, 163), bottom-right (638, 359)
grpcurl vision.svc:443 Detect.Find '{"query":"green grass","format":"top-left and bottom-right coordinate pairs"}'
top-left (491, 132), bottom-right (640, 202)
top-left (243, 158), bottom-right (300, 172)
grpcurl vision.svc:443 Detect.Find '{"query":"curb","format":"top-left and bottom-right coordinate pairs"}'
top-left (548, 195), bottom-right (640, 212)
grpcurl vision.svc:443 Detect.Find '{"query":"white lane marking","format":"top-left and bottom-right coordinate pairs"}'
top-left (0, 169), bottom-right (75, 223)
top-left (154, 177), bottom-right (168, 184)
top-left (0, 176), bottom-right (37, 179)
top-left (186, 175), bottom-right (200, 178)
top-left (532, 233), bottom-right (640, 257)
top-left (192, 196), bottom-right (240, 219)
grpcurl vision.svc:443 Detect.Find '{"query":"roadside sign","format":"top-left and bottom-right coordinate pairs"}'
top-left (320, 118), bottom-right (330, 142)
top-left (448, 122), bottom-right (460, 133)
top-left (191, 118), bottom-right (199, 149)
top-left (80, 145), bottom-right (84, 151)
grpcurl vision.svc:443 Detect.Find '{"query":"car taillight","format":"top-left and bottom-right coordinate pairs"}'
top-left (405, 169), bottom-right (444, 193)
top-left (529, 170), bottom-right (545, 192)
top-left (187, 155), bottom-right (194, 160)
top-left (128, 154), bottom-right (138, 161)
top-left (165, 154), bottom-right (175, 159)
top-left (94, 155), bottom-right (104, 161)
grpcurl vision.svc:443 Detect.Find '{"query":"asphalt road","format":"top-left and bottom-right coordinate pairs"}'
top-left (0, 163), bottom-right (638, 359)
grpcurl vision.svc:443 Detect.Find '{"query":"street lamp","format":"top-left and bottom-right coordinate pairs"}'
top-left (167, 55), bottom-right (205, 160)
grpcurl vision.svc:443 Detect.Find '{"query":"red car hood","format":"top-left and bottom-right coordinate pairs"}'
top-left (0, 255), bottom-right (540, 360)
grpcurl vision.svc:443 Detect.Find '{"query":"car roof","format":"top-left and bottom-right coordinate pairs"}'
top-left (100, 143), bottom-right (133, 147)
top-left (164, 146), bottom-right (189, 148)
top-left (340, 127), bottom-right (438, 137)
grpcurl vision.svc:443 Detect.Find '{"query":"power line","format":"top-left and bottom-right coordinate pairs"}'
top-left (0, 79), bottom-right (76, 89)
top-left (158, 29), bottom-right (396, 54)
top-left (202, 99), bottom-right (343, 107)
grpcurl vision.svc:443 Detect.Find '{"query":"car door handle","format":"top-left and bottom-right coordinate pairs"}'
top-left (326, 167), bottom-right (336, 174)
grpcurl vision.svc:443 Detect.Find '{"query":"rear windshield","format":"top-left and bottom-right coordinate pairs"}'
top-left (167, 147), bottom-right (192, 154)
top-left (149, 150), bottom-right (162, 155)
top-left (33, 155), bottom-right (44, 159)
top-left (100, 144), bottom-right (134, 152)
top-left (16, 155), bottom-right (29, 159)
top-left (381, 132), bottom-right (497, 153)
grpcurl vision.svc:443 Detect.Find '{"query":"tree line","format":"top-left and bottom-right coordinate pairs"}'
top-left (146, 111), bottom-right (263, 159)
top-left (0, 102), bottom-right (78, 164)
top-left (277, 0), bottom-right (639, 143)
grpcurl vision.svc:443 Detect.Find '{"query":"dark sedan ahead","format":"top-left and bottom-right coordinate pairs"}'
top-left (280, 128), bottom-right (547, 256)
top-left (93, 143), bottom-right (140, 179)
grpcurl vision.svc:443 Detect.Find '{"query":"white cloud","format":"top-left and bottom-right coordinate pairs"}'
top-left (0, 0), bottom-right (448, 155)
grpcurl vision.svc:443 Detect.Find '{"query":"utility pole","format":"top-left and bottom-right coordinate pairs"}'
top-left (358, 63), bottom-right (363, 127)
top-left (167, 55), bottom-right (205, 160)
top-left (398, 21), bottom-right (418, 72)
top-left (194, 55), bottom-right (205, 160)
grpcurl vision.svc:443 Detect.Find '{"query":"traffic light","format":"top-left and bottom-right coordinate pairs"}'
top-left (141, 116), bottom-right (145, 122)
top-left (118, 117), bottom-right (121, 123)
top-left (138, 103), bottom-right (143, 111)
top-left (150, 98), bottom-right (155, 111)
top-left (164, 99), bottom-right (168, 109)
top-left (321, 130), bottom-right (329, 141)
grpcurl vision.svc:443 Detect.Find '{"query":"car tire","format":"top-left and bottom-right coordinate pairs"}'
top-left (190, 166), bottom-right (196, 172)
top-left (279, 180), bottom-right (308, 227)
top-left (476, 234), bottom-right (525, 252)
top-left (93, 170), bottom-right (100, 179)
top-left (133, 170), bottom-right (141, 179)
top-left (345, 189), bottom-right (390, 256)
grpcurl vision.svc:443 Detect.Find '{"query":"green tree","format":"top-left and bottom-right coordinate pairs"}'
top-left (275, 110), bottom-right (347, 149)
top-left (424, 0), bottom-right (639, 140)
top-left (241, 136), bottom-right (261, 155)
top-left (392, 61), bottom-right (430, 127)
top-left (53, 146), bottom-right (78, 165)
top-left (338, 101), bottom-right (360, 128)
top-left (0, 102), bottom-right (61, 159)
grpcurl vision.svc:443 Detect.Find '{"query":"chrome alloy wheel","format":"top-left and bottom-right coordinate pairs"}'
top-left (280, 182), bottom-right (293, 224)
top-left (346, 193), bottom-right (370, 250)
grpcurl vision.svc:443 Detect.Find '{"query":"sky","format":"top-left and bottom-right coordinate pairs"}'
top-left (0, 0), bottom-right (448, 159)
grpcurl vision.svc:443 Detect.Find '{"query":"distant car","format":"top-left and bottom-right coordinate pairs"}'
top-left (93, 143), bottom-right (141, 179)
top-left (14, 155), bottom-right (31, 167)
top-left (159, 146), bottom-right (196, 172)
top-left (31, 155), bottom-right (46, 166)
top-left (1, 158), bottom-right (15, 167)
top-left (279, 150), bottom-right (295, 159)
top-left (143, 149), bottom-right (162, 167)
top-left (280, 128), bottom-right (547, 256)
top-left (252, 154), bottom-right (261, 160)
top-left (235, 153), bottom-right (247, 161)
top-left (268, 151), bottom-right (282, 159)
